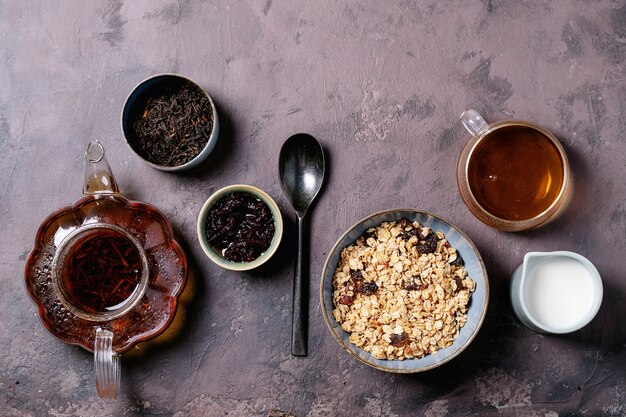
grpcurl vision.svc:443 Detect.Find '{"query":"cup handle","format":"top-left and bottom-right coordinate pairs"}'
top-left (460, 109), bottom-right (489, 137)
top-left (94, 328), bottom-right (120, 399)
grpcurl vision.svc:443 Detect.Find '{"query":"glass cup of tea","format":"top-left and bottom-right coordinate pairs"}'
top-left (456, 109), bottom-right (571, 232)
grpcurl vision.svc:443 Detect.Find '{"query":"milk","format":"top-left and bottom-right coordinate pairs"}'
top-left (523, 256), bottom-right (596, 330)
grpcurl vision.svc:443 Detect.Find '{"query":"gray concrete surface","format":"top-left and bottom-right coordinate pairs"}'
top-left (1, 0), bottom-right (626, 415)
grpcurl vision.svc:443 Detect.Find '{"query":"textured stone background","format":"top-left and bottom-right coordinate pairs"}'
top-left (1, 0), bottom-right (626, 416)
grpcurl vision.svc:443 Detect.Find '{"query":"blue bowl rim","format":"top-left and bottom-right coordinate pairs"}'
top-left (319, 208), bottom-right (489, 373)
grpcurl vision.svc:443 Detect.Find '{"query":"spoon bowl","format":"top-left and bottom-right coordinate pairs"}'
top-left (279, 134), bottom-right (325, 218)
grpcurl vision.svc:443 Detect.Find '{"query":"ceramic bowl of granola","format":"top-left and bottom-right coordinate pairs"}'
top-left (320, 209), bottom-right (489, 373)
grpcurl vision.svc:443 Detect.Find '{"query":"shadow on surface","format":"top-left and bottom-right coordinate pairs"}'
top-left (561, 277), bottom-right (626, 355)
top-left (398, 238), bottom-right (519, 392)
top-left (119, 225), bottom-right (208, 406)
top-left (399, 232), bottom-right (626, 404)
top-left (124, 225), bottom-right (206, 359)
top-left (247, 209), bottom-right (297, 281)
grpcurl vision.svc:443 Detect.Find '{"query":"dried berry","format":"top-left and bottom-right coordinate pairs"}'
top-left (453, 276), bottom-right (465, 293)
top-left (222, 239), bottom-right (268, 263)
top-left (416, 232), bottom-right (439, 254)
top-left (350, 269), bottom-right (364, 281)
top-left (399, 218), bottom-right (411, 230)
top-left (339, 294), bottom-right (354, 305)
top-left (402, 276), bottom-right (422, 291)
top-left (400, 229), bottom-right (417, 241)
top-left (390, 332), bottom-right (408, 348)
top-left (357, 281), bottom-right (378, 295)
top-left (450, 255), bottom-right (464, 267)
top-left (205, 192), bottom-right (275, 262)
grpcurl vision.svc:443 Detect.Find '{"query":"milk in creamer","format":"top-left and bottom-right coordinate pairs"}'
top-left (523, 256), bottom-right (596, 330)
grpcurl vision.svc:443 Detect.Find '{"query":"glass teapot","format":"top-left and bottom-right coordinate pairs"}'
top-left (24, 141), bottom-right (188, 398)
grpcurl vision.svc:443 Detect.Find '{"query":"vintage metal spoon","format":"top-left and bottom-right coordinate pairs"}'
top-left (279, 133), bottom-right (325, 356)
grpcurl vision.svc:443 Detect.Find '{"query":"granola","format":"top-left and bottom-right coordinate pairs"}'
top-left (331, 219), bottom-right (476, 360)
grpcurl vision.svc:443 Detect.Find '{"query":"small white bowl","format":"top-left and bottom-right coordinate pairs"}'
top-left (121, 73), bottom-right (220, 172)
top-left (197, 185), bottom-right (283, 271)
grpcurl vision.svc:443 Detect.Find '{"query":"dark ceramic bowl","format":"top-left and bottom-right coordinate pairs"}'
top-left (320, 209), bottom-right (489, 373)
top-left (121, 73), bottom-right (220, 171)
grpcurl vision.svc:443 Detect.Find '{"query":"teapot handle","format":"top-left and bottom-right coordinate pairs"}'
top-left (84, 141), bottom-right (120, 195)
top-left (94, 328), bottom-right (120, 399)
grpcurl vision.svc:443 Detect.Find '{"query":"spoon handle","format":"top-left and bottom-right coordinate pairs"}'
top-left (292, 215), bottom-right (308, 356)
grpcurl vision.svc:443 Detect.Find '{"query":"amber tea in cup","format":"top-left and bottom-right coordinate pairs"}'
top-left (468, 125), bottom-right (564, 220)
top-left (457, 110), bottom-right (571, 231)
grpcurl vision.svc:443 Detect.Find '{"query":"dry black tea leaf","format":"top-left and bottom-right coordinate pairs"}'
top-left (131, 82), bottom-right (213, 167)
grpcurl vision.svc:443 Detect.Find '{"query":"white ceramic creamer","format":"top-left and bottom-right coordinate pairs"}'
top-left (510, 251), bottom-right (602, 333)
